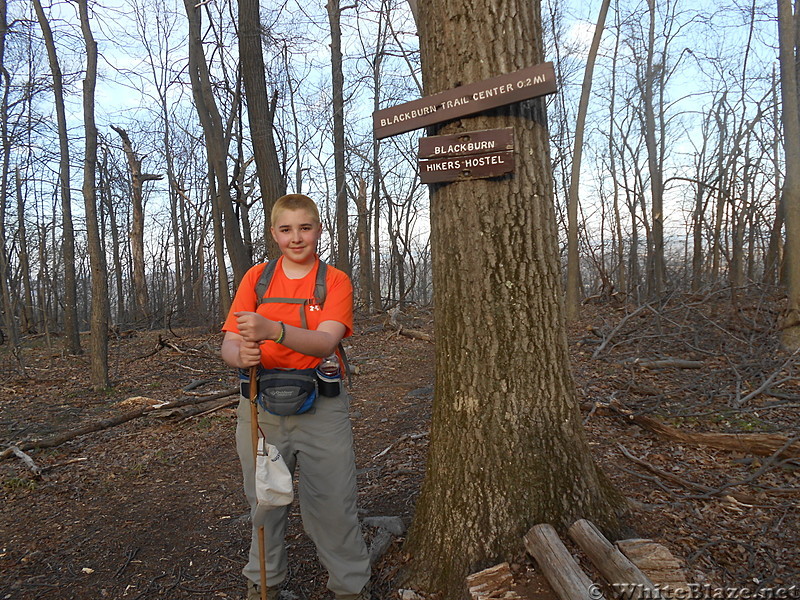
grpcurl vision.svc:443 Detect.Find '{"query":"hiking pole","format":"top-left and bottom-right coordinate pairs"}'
top-left (249, 365), bottom-right (268, 600)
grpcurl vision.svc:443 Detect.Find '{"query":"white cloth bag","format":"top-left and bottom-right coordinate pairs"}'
top-left (255, 438), bottom-right (293, 509)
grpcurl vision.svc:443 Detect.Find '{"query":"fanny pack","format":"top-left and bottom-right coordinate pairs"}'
top-left (240, 368), bottom-right (318, 416)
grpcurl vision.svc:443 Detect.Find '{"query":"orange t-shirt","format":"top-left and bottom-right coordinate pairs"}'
top-left (223, 257), bottom-right (353, 370)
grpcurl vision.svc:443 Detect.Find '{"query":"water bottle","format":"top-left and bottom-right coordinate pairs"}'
top-left (316, 353), bottom-right (341, 397)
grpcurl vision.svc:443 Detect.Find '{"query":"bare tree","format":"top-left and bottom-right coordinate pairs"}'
top-left (32, 0), bottom-right (81, 353)
top-left (238, 0), bottom-right (284, 259)
top-left (111, 125), bottom-right (162, 323)
top-left (566, 0), bottom-right (612, 320)
top-left (184, 0), bottom-right (248, 299)
top-left (403, 0), bottom-right (622, 596)
top-left (78, 0), bottom-right (109, 389)
top-left (327, 0), bottom-right (351, 275)
top-left (778, 0), bottom-right (800, 348)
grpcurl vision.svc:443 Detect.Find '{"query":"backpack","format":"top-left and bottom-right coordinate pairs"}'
top-left (255, 259), bottom-right (351, 382)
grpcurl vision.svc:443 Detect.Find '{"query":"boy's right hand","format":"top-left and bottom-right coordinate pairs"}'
top-left (239, 340), bottom-right (262, 368)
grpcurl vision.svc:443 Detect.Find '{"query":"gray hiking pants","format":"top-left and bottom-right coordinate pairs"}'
top-left (235, 390), bottom-right (370, 596)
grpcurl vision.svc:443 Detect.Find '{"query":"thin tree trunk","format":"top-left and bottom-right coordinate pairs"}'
top-left (0, 0), bottom-right (18, 349)
top-left (14, 167), bottom-right (35, 332)
top-left (566, 0), bottom-right (611, 320)
top-left (327, 0), bottom-right (351, 275)
top-left (184, 0), bottom-right (249, 286)
top-left (355, 178), bottom-right (372, 309)
top-left (32, 0), bottom-right (81, 354)
top-left (78, 0), bottom-right (109, 389)
top-left (643, 0), bottom-right (665, 299)
top-left (111, 126), bottom-right (161, 322)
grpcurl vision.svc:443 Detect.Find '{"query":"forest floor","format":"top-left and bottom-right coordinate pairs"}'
top-left (1, 288), bottom-right (798, 600)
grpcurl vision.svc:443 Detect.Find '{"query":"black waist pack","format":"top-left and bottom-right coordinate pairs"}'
top-left (241, 368), bottom-right (318, 416)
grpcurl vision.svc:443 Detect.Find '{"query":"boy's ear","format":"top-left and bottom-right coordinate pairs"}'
top-left (270, 227), bottom-right (278, 243)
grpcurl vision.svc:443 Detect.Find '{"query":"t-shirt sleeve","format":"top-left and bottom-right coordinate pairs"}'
top-left (321, 268), bottom-right (354, 338)
top-left (222, 264), bottom-right (264, 334)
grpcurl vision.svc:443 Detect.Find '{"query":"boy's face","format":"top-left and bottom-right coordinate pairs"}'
top-left (270, 208), bottom-right (322, 266)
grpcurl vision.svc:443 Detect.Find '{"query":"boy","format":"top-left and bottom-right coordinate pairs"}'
top-left (221, 194), bottom-right (371, 600)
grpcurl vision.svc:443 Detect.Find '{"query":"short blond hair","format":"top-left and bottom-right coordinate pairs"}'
top-left (271, 194), bottom-right (321, 227)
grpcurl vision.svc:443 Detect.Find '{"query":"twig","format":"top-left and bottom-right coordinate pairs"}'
top-left (115, 547), bottom-right (140, 577)
top-left (40, 457), bottom-right (88, 473)
top-left (592, 303), bottom-right (650, 359)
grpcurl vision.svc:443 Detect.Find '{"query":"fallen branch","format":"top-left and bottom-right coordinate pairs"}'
top-left (0, 388), bottom-right (238, 461)
top-left (567, 519), bottom-right (662, 600)
top-left (610, 402), bottom-right (800, 459)
top-left (617, 444), bottom-right (756, 504)
top-left (9, 445), bottom-right (42, 475)
top-left (177, 397), bottom-right (238, 421)
top-left (396, 325), bottom-right (432, 342)
top-left (619, 358), bottom-right (704, 370)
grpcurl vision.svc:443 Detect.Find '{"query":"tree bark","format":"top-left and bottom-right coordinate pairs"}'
top-left (238, 0), bottom-right (284, 259)
top-left (32, 0), bottom-right (81, 354)
top-left (78, 0), bottom-right (109, 390)
top-left (403, 1), bottom-right (623, 596)
top-left (355, 178), bottom-right (372, 309)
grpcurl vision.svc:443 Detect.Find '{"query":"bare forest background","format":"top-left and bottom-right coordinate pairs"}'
top-left (0, 0), bottom-right (791, 378)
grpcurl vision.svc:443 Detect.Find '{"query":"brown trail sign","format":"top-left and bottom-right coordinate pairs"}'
top-left (373, 62), bottom-right (557, 139)
top-left (418, 128), bottom-right (515, 184)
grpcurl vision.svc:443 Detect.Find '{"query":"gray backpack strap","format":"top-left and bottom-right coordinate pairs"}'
top-left (255, 260), bottom-right (278, 303)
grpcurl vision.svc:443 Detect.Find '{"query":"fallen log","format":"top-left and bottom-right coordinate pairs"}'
top-left (0, 387), bottom-right (238, 461)
top-left (567, 519), bottom-right (662, 600)
top-left (610, 403), bottom-right (800, 459)
top-left (615, 539), bottom-right (688, 594)
top-left (524, 523), bottom-right (605, 600)
top-left (396, 325), bottom-right (432, 342)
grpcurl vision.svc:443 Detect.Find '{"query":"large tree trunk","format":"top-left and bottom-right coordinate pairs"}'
top-left (32, 0), bottom-right (81, 354)
top-left (403, 1), bottom-right (623, 596)
top-left (778, 0), bottom-right (800, 349)
top-left (238, 0), bottom-right (284, 259)
top-left (78, 0), bottom-right (109, 390)
top-left (566, 0), bottom-right (611, 320)
top-left (327, 0), bottom-right (351, 275)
